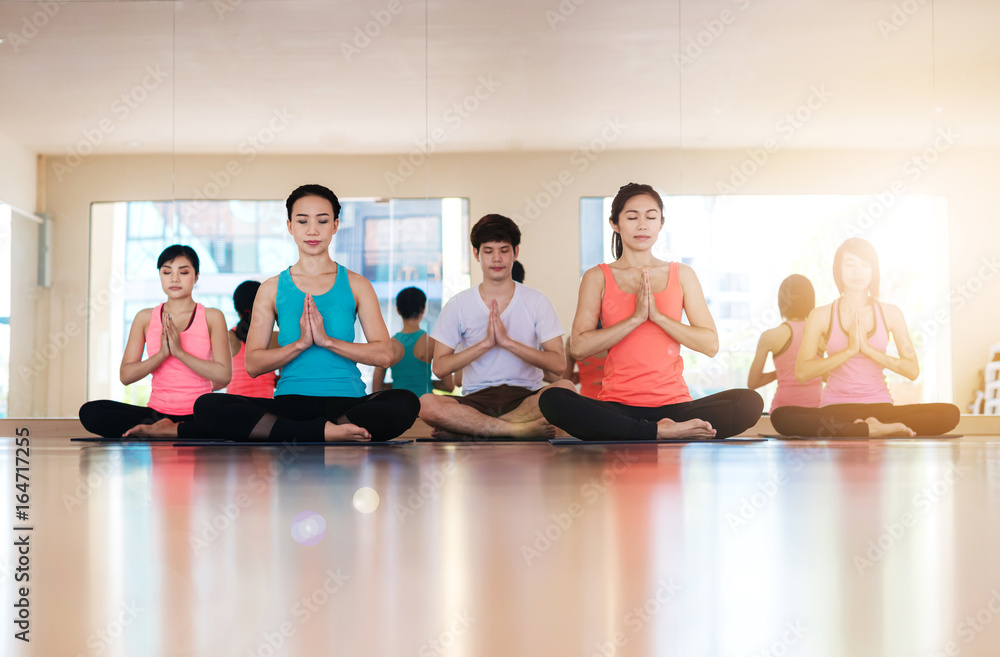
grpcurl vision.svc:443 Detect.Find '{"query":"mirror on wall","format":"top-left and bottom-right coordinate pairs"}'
top-left (0, 0), bottom-right (993, 415)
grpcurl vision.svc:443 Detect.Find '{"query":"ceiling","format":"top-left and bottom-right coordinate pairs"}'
top-left (1, 0), bottom-right (998, 155)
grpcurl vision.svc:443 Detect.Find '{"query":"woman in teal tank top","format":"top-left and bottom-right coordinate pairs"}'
top-left (374, 287), bottom-right (455, 396)
top-left (193, 185), bottom-right (420, 442)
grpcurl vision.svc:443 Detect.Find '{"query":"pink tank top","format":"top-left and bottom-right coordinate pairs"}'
top-left (227, 336), bottom-right (276, 398)
top-left (770, 320), bottom-right (822, 412)
top-left (598, 262), bottom-right (692, 406)
top-left (145, 303), bottom-right (213, 415)
top-left (821, 298), bottom-right (892, 405)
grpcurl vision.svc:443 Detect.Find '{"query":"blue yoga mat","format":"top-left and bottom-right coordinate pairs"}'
top-left (72, 437), bottom-right (179, 443)
top-left (549, 438), bottom-right (766, 445)
top-left (172, 440), bottom-right (413, 447)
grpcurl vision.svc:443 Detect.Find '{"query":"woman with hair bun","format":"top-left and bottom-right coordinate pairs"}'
top-left (539, 183), bottom-right (763, 441)
top-left (193, 184), bottom-right (420, 442)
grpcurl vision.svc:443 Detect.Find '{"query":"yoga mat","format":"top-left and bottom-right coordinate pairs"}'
top-left (760, 433), bottom-right (962, 441)
top-left (549, 438), bottom-right (766, 445)
top-left (72, 437), bottom-right (181, 443)
top-left (415, 437), bottom-right (543, 443)
top-left (172, 440), bottom-right (413, 447)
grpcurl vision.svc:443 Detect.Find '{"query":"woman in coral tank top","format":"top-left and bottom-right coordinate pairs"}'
top-left (770, 238), bottom-right (959, 437)
top-left (78, 245), bottom-right (232, 438)
top-left (226, 280), bottom-right (278, 398)
top-left (539, 183), bottom-right (763, 440)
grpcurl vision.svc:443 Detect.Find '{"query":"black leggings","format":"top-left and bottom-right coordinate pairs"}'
top-left (770, 402), bottom-right (960, 437)
top-left (538, 388), bottom-right (764, 440)
top-left (79, 400), bottom-right (206, 439)
top-left (193, 390), bottom-right (420, 442)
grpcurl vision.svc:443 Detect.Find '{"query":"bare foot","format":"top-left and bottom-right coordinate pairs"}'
top-left (656, 418), bottom-right (717, 440)
top-left (123, 418), bottom-right (179, 438)
top-left (324, 422), bottom-right (371, 442)
top-left (508, 418), bottom-right (557, 440)
top-left (859, 417), bottom-right (916, 437)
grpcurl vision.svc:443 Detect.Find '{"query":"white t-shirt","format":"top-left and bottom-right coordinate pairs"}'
top-left (431, 283), bottom-right (564, 394)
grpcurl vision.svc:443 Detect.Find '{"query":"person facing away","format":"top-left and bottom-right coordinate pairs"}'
top-left (373, 286), bottom-right (455, 396)
top-left (548, 326), bottom-right (607, 399)
top-left (192, 183), bottom-right (420, 442)
top-left (78, 244), bottom-right (232, 438)
top-left (226, 280), bottom-right (279, 398)
top-left (538, 182), bottom-right (763, 441)
top-left (770, 237), bottom-right (959, 437)
top-left (418, 213), bottom-right (575, 440)
top-left (747, 274), bottom-right (823, 412)
top-left (511, 260), bottom-right (525, 284)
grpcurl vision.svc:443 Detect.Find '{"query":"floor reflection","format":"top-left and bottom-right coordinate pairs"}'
top-left (3, 437), bottom-right (1000, 656)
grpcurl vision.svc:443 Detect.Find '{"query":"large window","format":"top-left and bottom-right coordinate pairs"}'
top-left (88, 198), bottom-right (469, 404)
top-left (580, 194), bottom-right (951, 407)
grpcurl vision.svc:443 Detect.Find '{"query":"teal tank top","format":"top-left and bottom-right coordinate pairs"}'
top-left (275, 264), bottom-right (366, 397)
top-left (390, 330), bottom-right (432, 396)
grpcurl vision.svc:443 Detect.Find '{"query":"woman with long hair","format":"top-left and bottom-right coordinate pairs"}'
top-left (770, 238), bottom-right (959, 437)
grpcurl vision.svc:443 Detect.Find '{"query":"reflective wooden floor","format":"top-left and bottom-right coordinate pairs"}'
top-left (5, 433), bottom-right (1000, 656)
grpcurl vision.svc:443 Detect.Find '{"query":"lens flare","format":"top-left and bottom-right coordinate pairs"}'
top-left (353, 487), bottom-right (380, 513)
top-left (290, 511), bottom-right (327, 546)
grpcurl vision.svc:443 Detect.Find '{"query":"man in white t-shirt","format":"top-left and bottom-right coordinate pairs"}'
top-left (420, 214), bottom-right (574, 439)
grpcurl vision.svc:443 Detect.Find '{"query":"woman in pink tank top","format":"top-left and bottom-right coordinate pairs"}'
top-left (770, 238), bottom-right (959, 437)
top-left (539, 183), bottom-right (763, 441)
top-left (227, 280), bottom-right (278, 398)
top-left (748, 274), bottom-right (824, 412)
top-left (78, 245), bottom-right (232, 438)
